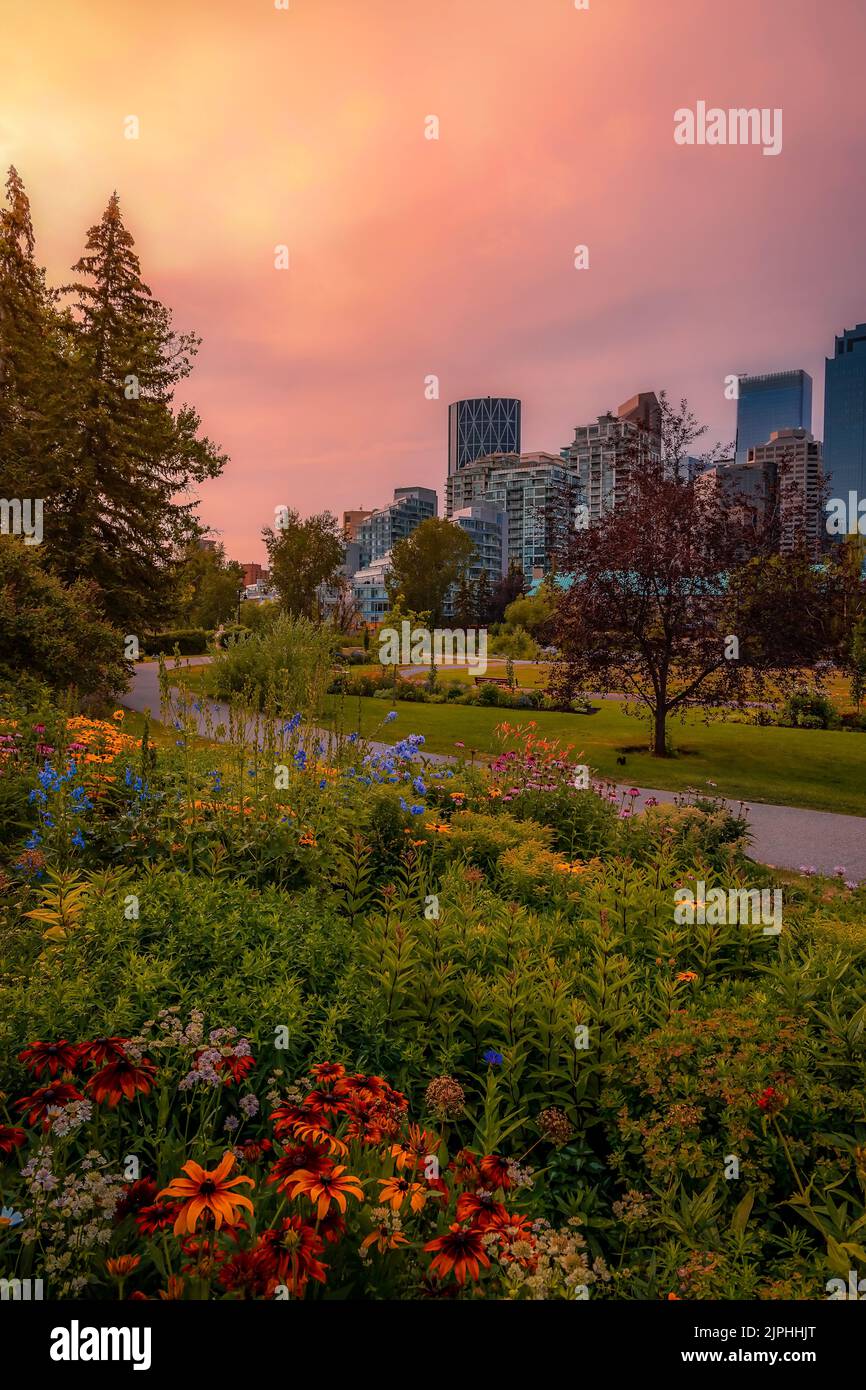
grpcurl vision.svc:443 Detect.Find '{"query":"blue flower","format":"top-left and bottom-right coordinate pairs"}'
top-left (482, 1048), bottom-right (504, 1067)
top-left (24, 831), bottom-right (42, 850)
top-left (385, 711), bottom-right (397, 722)
top-left (0, 1207), bottom-right (23, 1229)
top-left (410, 804), bottom-right (425, 815)
top-left (399, 797), bottom-right (409, 812)
top-left (412, 777), bottom-right (426, 796)
top-left (319, 779), bottom-right (326, 789)
top-left (348, 732), bottom-right (358, 744)
top-left (71, 829), bottom-right (86, 849)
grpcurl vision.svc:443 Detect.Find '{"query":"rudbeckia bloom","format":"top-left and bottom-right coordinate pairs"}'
top-left (378, 1176), bottom-right (428, 1213)
top-left (16, 1082), bottom-right (84, 1129)
top-left (18, 1040), bottom-right (80, 1079)
top-left (87, 1056), bottom-right (157, 1108)
top-left (284, 1165), bottom-right (364, 1219)
top-left (361, 1224), bottom-right (409, 1254)
top-left (424, 1224), bottom-right (491, 1285)
top-left (257, 1216), bottom-right (327, 1294)
top-left (390, 1124), bottom-right (439, 1173)
top-left (455, 1191), bottom-right (508, 1229)
top-left (158, 1153), bottom-right (255, 1235)
top-left (0, 1124), bottom-right (27, 1157)
top-left (478, 1153), bottom-right (513, 1191)
top-left (77, 1037), bottom-right (129, 1067)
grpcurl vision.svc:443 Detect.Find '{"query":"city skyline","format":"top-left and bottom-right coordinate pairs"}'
top-left (4, 0), bottom-right (866, 562)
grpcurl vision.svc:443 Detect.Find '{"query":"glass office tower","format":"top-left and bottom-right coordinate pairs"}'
top-left (448, 397), bottom-right (521, 476)
top-left (735, 370), bottom-right (812, 466)
top-left (823, 324), bottom-right (866, 502)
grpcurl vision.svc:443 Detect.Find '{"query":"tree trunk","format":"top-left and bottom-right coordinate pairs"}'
top-left (653, 706), bottom-right (668, 757)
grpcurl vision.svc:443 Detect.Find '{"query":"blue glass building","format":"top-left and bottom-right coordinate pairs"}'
top-left (823, 324), bottom-right (866, 502)
top-left (735, 370), bottom-right (812, 466)
top-left (448, 397), bottom-right (521, 476)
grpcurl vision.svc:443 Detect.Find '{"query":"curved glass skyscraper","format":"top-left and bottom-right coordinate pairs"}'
top-left (448, 397), bottom-right (521, 476)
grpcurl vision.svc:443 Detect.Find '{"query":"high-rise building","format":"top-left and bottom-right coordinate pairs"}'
top-left (343, 509), bottom-right (372, 542)
top-left (748, 428), bottom-right (824, 556)
top-left (451, 504), bottom-right (508, 581)
top-left (823, 323), bottom-right (866, 505)
top-left (560, 392), bottom-right (661, 523)
top-left (447, 451), bottom-right (581, 575)
top-left (356, 487), bottom-right (437, 566)
top-left (734, 370), bottom-right (812, 466)
top-left (448, 397), bottom-right (521, 476)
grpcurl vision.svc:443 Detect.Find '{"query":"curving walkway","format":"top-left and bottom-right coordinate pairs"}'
top-left (123, 661), bottom-right (866, 883)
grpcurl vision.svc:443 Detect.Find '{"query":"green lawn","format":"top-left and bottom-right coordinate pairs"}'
top-left (322, 693), bottom-right (866, 816)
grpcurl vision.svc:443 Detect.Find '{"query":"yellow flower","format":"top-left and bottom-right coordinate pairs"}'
top-left (112, 709), bottom-right (125, 722)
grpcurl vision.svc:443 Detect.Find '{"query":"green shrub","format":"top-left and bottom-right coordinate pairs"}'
top-left (207, 613), bottom-right (335, 712)
top-left (0, 536), bottom-right (129, 700)
top-left (780, 689), bottom-right (838, 730)
top-left (142, 628), bottom-right (210, 656)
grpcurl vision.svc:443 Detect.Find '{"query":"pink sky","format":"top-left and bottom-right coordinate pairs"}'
top-left (3, 0), bottom-right (865, 562)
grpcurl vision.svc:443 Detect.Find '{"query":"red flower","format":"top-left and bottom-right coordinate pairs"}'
top-left (448, 1149), bottom-right (480, 1188)
top-left (218, 1249), bottom-right (275, 1299)
top-left (455, 1190), bottom-right (508, 1230)
top-left (87, 1056), bottom-right (157, 1108)
top-left (18, 1040), bottom-right (80, 1079)
top-left (134, 1203), bottom-right (176, 1236)
top-left (16, 1082), bottom-right (84, 1129)
top-left (757, 1086), bottom-right (786, 1115)
top-left (268, 1148), bottom-right (333, 1193)
top-left (317, 1211), bottom-right (347, 1245)
top-left (236, 1138), bottom-right (273, 1163)
top-left (194, 1049), bottom-right (255, 1087)
top-left (77, 1037), bottom-right (129, 1067)
top-left (478, 1153), bottom-right (513, 1190)
top-left (309, 1062), bottom-right (346, 1086)
top-left (222, 1053), bottom-right (255, 1086)
top-left (0, 1125), bottom-right (27, 1158)
top-left (114, 1178), bottom-right (158, 1223)
top-left (257, 1216), bottom-right (327, 1296)
top-left (424, 1224), bottom-right (491, 1285)
top-left (270, 1100), bottom-right (322, 1138)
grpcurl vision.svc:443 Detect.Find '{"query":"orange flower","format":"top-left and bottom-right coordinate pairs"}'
top-left (424, 823), bottom-right (452, 835)
top-left (158, 1153), bottom-right (255, 1235)
top-left (424, 1224), bottom-right (491, 1285)
top-left (105, 1255), bottom-right (140, 1278)
top-left (361, 1224), bottom-right (410, 1254)
top-left (112, 710), bottom-right (125, 722)
top-left (283, 1165), bottom-right (364, 1219)
top-left (676, 971), bottom-right (698, 983)
top-left (291, 1122), bottom-right (348, 1156)
top-left (299, 833), bottom-right (317, 847)
top-left (390, 1123), bottom-right (438, 1173)
top-left (378, 1176), bottom-right (428, 1212)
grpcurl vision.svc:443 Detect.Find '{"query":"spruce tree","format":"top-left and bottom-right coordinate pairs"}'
top-left (55, 192), bottom-right (227, 630)
top-left (0, 167), bottom-right (68, 504)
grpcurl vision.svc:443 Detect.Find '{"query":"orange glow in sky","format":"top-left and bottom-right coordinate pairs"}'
top-left (3, 0), bottom-right (865, 560)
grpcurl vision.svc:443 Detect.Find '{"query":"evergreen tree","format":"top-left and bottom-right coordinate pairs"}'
top-left (475, 567), bottom-right (492, 626)
top-left (52, 192), bottom-right (227, 630)
top-left (453, 567), bottom-right (476, 628)
top-left (0, 167), bottom-right (69, 503)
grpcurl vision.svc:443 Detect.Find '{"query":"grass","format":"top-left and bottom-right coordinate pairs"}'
top-left (322, 693), bottom-right (866, 816)
top-left (155, 659), bottom-right (866, 815)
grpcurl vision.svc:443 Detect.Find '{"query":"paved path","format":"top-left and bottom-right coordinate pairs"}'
top-left (123, 661), bottom-right (866, 883)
